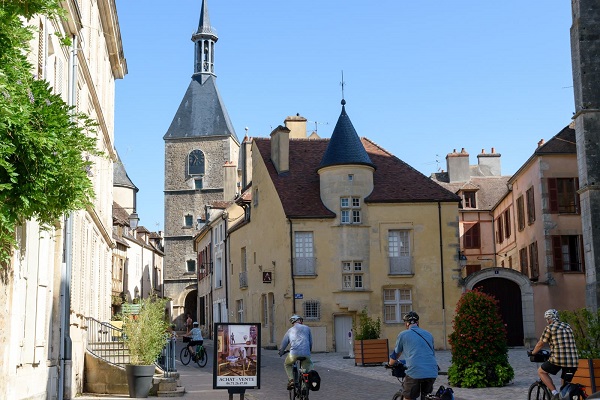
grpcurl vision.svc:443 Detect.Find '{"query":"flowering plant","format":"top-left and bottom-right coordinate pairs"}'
top-left (448, 289), bottom-right (514, 387)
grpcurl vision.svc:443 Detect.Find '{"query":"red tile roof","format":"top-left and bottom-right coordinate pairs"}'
top-left (254, 137), bottom-right (459, 218)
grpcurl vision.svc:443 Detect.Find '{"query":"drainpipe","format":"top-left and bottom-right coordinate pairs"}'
top-left (437, 202), bottom-right (447, 350)
top-left (58, 34), bottom-right (77, 400)
top-left (288, 218), bottom-right (296, 314)
top-left (223, 214), bottom-right (229, 313)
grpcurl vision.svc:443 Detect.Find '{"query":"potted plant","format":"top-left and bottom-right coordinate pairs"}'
top-left (560, 308), bottom-right (600, 393)
top-left (353, 307), bottom-right (388, 366)
top-left (122, 296), bottom-right (169, 398)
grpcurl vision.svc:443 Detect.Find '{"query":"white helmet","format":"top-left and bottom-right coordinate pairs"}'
top-left (289, 314), bottom-right (303, 324)
top-left (544, 309), bottom-right (559, 321)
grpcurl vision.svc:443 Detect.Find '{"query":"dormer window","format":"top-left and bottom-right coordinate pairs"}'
top-left (341, 197), bottom-right (361, 224)
top-left (462, 191), bottom-right (477, 208)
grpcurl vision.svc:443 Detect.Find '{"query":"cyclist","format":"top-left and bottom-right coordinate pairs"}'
top-left (278, 314), bottom-right (313, 390)
top-left (531, 309), bottom-right (579, 400)
top-left (388, 311), bottom-right (438, 400)
top-left (185, 321), bottom-right (204, 359)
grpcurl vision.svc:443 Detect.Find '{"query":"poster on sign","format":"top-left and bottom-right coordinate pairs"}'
top-left (213, 322), bottom-right (261, 390)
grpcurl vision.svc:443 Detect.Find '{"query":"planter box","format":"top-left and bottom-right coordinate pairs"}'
top-left (354, 339), bottom-right (389, 366)
top-left (571, 359), bottom-right (600, 393)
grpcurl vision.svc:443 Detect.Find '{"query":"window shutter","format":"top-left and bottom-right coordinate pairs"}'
top-left (473, 223), bottom-right (480, 248)
top-left (548, 178), bottom-right (558, 213)
top-left (551, 236), bottom-right (562, 272)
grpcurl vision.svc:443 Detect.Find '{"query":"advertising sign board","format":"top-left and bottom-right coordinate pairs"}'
top-left (213, 322), bottom-right (261, 390)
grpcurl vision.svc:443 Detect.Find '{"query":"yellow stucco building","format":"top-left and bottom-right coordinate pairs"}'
top-left (223, 101), bottom-right (463, 352)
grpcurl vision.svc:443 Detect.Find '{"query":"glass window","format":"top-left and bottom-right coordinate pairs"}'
top-left (186, 260), bottom-right (196, 273)
top-left (342, 261), bottom-right (364, 290)
top-left (463, 191), bottom-right (477, 208)
top-left (383, 288), bottom-right (412, 323)
top-left (340, 197), bottom-right (361, 224)
top-left (463, 223), bottom-right (480, 249)
top-left (548, 178), bottom-right (580, 214)
top-left (184, 214), bottom-right (193, 227)
top-left (552, 235), bottom-right (584, 272)
top-left (303, 300), bottom-right (320, 320)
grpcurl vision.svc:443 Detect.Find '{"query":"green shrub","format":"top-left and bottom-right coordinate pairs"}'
top-left (123, 296), bottom-right (169, 365)
top-left (560, 308), bottom-right (600, 359)
top-left (448, 289), bottom-right (514, 387)
top-left (354, 307), bottom-right (381, 340)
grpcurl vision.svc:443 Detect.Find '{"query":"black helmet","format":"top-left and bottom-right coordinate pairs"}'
top-left (403, 311), bottom-right (419, 324)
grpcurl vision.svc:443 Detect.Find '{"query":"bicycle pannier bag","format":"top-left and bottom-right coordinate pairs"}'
top-left (307, 370), bottom-right (321, 391)
top-left (434, 385), bottom-right (454, 400)
top-left (529, 349), bottom-right (550, 362)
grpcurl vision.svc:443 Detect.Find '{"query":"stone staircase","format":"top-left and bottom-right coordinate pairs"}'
top-left (85, 317), bottom-right (185, 397)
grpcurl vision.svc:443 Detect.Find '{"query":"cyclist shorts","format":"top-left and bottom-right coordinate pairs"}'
top-left (189, 340), bottom-right (203, 347)
top-left (403, 376), bottom-right (435, 399)
top-left (541, 361), bottom-right (577, 382)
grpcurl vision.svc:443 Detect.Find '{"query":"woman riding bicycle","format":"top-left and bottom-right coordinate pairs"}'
top-left (185, 321), bottom-right (204, 358)
top-left (278, 315), bottom-right (313, 390)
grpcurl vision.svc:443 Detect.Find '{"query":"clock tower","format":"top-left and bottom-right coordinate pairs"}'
top-left (163, 0), bottom-right (239, 326)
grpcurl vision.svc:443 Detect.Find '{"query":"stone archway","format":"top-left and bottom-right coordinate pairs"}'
top-left (463, 268), bottom-right (536, 347)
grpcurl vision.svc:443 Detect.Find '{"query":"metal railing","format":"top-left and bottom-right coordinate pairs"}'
top-left (86, 317), bottom-right (176, 377)
top-left (389, 256), bottom-right (414, 275)
top-left (86, 317), bottom-right (129, 368)
top-left (294, 257), bottom-right (317, 276)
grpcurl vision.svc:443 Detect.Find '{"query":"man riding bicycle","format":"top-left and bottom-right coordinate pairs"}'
top-left (278, 314), bottom-right (313, 390)
top-left (185, 321), bottom-right (204, 358)
top-left (388, 311), bottom-right (438, 400)
top-left (531, 309), bottom-right (579, 400)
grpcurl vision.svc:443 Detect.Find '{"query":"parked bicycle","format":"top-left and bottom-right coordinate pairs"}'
top-left (181, 336), bottom-right (208, 367)
top-left (280, 350), bottom-right (310, 400)
top-left (527, 349), bottom-right (587, 400)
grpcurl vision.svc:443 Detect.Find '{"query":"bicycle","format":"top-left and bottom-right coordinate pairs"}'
top-left (527, 349), bottom-right (587, 400)
top-left (280, 350), bottom-right (311, 400)
top-left (180, 337), bottom-right (208, 367)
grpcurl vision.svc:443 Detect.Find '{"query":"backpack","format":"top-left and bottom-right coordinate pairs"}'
top-left (307, 370), bottom-right (321, 391)
top-left (560, 383), bottom-right (585, 399)
top-left (434, 385), bottom-right (454, 400)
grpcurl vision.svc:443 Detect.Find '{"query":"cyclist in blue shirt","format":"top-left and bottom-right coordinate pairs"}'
top-left (186, 322), bottom-right (204, 357)
top-left (278, 315), bottom-right (313, 390)
top-left (388, 311), bottom-right (438, 400)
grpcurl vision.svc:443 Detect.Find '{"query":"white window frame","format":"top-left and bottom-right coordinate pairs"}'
top-left (303, 300), bottom-right (320, 321)
top-left (383, 288), bottom-right (412, 323)
top-left (294, 232), bottom-right (315, 275)
top-left (236, 299), bottom-right (244, 322)
top-left (342, 261), bottom-right (364, 290)
top-left (340, 196), bottom-right (361, 224)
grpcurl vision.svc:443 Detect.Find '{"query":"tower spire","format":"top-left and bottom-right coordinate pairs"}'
top-left (192, 0), bottom-right (218, 76)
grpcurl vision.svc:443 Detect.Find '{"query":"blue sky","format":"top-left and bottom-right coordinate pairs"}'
top-left (114, 0), bottom-right (575, 232)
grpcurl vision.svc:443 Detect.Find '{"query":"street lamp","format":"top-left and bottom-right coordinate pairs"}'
top-left (129, 212), bottom-right (140, 231)
top-left (459, 251), bottom-right (468, 269)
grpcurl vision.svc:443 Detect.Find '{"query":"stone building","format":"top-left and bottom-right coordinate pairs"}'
top-left (163, 0), bottom-right (239, 326)
top-left (224, 103), bottom-right (463, 352)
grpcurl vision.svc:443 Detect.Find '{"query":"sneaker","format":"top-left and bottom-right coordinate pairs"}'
top-left (551, 393), bottom-right (559, 400)
top-left (287, 380), bottom-right (294, 390)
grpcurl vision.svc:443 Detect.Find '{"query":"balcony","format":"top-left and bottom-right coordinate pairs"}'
top-left (239, 271), bottom-right (248, 288)
top-left (293, 257), bottom-right (316, 276)
top-left (389, 256), bottom-right (413, 275)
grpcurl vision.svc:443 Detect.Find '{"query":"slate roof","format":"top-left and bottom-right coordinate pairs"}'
top-left (112, 202), bottom-right (131, 226)
top-left (163, 74), bottom-right (238, 142)
top-left (318, 101), bottom-right (375, 169)
top-left (535, 125), bottom-right (576, 155)
top-left (254, 137), bottom-right (459, 219)
top-left (113, 151), bottom-right (138, 191)
top-left (509, 125), bottom-right (576, 183)
top-left (431, 175), bottom-right (511, 211)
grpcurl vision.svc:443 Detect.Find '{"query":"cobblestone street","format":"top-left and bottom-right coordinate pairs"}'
top-left (79, 339), bottom-right (548, 399)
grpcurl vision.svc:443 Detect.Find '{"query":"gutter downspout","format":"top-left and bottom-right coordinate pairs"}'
top-left (288, 218), bottom-right (296, 314)
top-left (437, 202), bottom-right (447, 350)
top-left (58, 34), bottom-right (77, 400)
top-left (223, 215), bottom-right (229, 314)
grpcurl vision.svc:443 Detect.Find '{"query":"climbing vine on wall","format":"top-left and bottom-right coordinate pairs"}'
top-left (0, 1), bottom-right (99, 269)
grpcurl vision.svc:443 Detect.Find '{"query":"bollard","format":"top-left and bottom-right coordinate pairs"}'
top-left (348, 329), bottom-right (355, 358)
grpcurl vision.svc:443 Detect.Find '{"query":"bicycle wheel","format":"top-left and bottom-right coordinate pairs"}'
top-left (180, 346), bottom-right (191, 366)
top-left (528, 381), bottom-right (552, 400)
top-left (196, 347), bottom-right (208, 367)
top-left (392, 391), bottom-right (403, 400)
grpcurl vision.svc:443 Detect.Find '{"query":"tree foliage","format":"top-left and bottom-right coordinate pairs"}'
top-left (560, 308), bottom-right (600, 359)
top-left (0, 1), bottom-right (98, 267)
top-left (353, 307), bottom-right (381, 340)
top-left (122, 297), bottom-right (170, 365)
top-left (447, 289), bottom-right (514, 387)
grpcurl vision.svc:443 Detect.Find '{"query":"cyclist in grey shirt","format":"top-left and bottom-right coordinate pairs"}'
top-left (278, 314), bottom-right (313, 389)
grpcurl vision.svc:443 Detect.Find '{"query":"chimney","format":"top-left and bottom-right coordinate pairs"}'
top-left (284, 114), bottom-right (307, 139)
top-left (240, 132), bottom-right (253, 188)
top-left (270, 125), bottom-right (290, 174)
top-left (223, 161), bottom-right (237, 200)
top-left (537, 139), bottom-right (545, 148)
top-left (477, 147), bottom-right (501, 176)
top-left (446, 148), bottom-right (470, 182)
